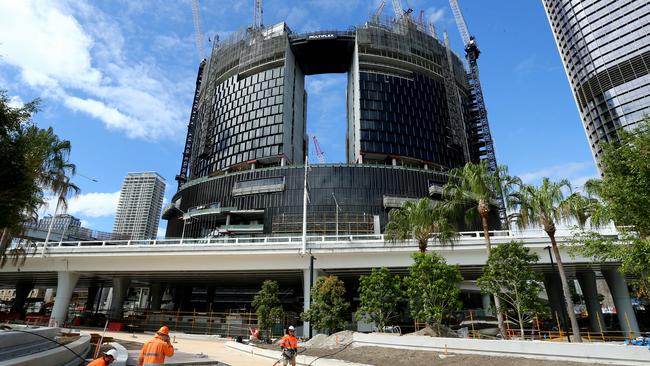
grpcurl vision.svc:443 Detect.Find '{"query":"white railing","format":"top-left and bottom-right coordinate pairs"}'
top-left (33, 228), bottom-right (620, 251)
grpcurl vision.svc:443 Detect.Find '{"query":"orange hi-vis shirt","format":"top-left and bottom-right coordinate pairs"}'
top-left (280, 334), bottom-right (298, 350)
top-left (138, 335), bottom-right (174, 365)
top-left (87, 357), bottom-right (109, 366)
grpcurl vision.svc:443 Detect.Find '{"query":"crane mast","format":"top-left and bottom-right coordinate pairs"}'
top-left (254, 0), bottom-right (263, 29)
top-left (448, 0), bottom-right (504, 223)
top-left (372, 0), bottom-right (385, 23)
top-left (312, 135), bottom-right (326, 164)
top-left (191, 0), bottom-right (205, 60)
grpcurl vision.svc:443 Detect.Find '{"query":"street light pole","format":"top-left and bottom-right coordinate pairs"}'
top-left (331, 193), bottom-right (340, 237)
top-left (301, 156), bottom-right (309, 255)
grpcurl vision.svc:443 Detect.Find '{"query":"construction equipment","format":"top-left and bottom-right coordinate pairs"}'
top-left (449, 0), bottom-right (505, 224)
top-left (372, 0), bottom-right (385, 23)
top-left (312, 134), bottom-right (325, 164)
top-left (391, 0), bottom-right (412, 20)
top-left (253, 0), bottom-right (263, 29)
top-left (428, 21), bottom-right (437, 39)
top-left (175, 60), bottom-right (206, 188)
top-left (449, 0), bottom-right (497, 172)
top-left (176, 0), bottom-right (207, 188)
top-left (191, 0), bottom-right (205, 60)
top-left (416, 10), bottom-right (425, 31)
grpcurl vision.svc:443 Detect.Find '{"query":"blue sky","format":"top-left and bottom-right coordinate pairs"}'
top-left (0, 0), bottom-right (597, 235)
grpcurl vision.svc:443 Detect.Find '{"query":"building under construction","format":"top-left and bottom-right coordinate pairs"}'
top-left (164, 6), bottom-right (499, 238)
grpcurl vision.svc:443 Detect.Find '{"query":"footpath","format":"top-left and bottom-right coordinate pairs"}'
top-left (80, 330), bottom-right (268, 366)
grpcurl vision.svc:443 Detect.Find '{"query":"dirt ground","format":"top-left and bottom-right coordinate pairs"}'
top-left (299, 345), bottom-right (624, 366)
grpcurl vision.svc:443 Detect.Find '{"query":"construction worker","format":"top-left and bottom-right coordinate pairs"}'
top-left (279, 325), bottom-right (298, 366)
top-left (137, 326), bottom-right (175, 366)
top-left (87, 349), bottom-right (117, 366)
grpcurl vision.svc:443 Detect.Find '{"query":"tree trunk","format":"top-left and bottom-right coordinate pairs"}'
top-left (548, 232), bottom-right (582, 342)
top-left (418, 239), bottom-right (427, 253)
top-left (480, 210), bottom-right (507, 339)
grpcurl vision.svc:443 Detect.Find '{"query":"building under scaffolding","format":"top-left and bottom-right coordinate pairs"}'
top-left (165, 14), bottom-right (499, 238)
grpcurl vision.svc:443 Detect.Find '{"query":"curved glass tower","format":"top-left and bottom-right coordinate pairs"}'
top-left (542, 0), bottom-right (650, 166)
top-left (165, 18), bottom-right (497, 238)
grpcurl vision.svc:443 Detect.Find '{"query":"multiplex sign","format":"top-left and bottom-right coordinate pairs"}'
top-left (307, 33), bottom-right (336, 40)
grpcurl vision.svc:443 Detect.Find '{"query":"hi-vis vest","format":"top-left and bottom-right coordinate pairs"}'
top-left (138, 336), bottom-right (174, 365)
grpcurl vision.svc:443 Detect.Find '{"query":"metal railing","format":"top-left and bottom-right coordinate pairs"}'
top-left (32, 228), bottom-right (620, 252)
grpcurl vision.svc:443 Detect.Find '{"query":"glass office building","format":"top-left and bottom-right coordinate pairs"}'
top-left (543, 0), bottom-right (650, 165)
top-left (166, 18), bottom-right (496, 238)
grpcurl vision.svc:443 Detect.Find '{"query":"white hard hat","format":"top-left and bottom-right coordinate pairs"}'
top-left (288, 325), bottom-right (295, 331)
top-left (105, 349), bottom-right (118, 358)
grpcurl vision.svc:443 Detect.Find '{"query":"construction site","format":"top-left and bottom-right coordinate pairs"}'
top-left (2, 0), bottom-right (650, 365)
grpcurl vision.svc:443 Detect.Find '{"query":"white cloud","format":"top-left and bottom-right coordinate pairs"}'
top-left (0, 0), bottom-right (188, 140)
top-left (8, 95), bottom-right (24, 108)
top-left (518, 161), bottom-right (598, 189)
top-left (67, 191), bottom-right (121, 218)
top-left (426, 8), bottom-right (445, 24)
top-left (306, 77), bottom-right (345, 95)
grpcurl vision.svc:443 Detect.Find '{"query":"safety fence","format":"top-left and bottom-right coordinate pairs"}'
top-left (414, 310), bottom-right (637, 343)
top-left (123, 310), bottom-right (291, 339)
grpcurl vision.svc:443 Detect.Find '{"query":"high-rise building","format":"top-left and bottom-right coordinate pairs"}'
top-left (165, 16), bottom-right (499, 238)
top-left (113, 172), bottom-right (165, 240)
top-left (542, 0), bottom-right (650, 166)
top-left (39, 214), bottom-right (81, 231)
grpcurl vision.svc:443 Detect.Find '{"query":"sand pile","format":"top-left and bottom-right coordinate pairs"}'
top-left (406, 325), bottom-right (458, 338)
top-left (305, 330), bottom-right (355, 349)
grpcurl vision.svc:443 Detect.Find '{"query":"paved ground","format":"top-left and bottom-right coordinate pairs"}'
top-left (80, 330), bottom-right (268, 366)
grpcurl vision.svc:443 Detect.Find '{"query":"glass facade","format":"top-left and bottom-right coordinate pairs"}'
top-left (170, 21), bottom-right (491, 238)
top-left (358, 72), bottom-right (465, 169)
top-left (191, 67), bottom-right (287, 177)
top-left (543, 0), bottom-right (650, 163)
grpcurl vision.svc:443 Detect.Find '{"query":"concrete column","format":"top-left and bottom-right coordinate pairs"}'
top-left (302, 268), bottom-right (311, 336)
top-left (576, 270), bottom-right (606, 333)
top-left (602, 269), bottom-right (640, 337)
top-left (543, 273), bottom-right (568, 329)
top-left (10, 281), bottom-right (33, 314)
top-left (391, 158), bottom-right (397, 166)
top-left (50, 272), bottom-right (80, 326)
top-left (149, 283), bottom-right (164, 311)
top-left (85, 285), bottom-right (99, 313)
top-left (482, 294), bottom-right (493, 316)
top-left (108, 278), bottom-right (130, 320)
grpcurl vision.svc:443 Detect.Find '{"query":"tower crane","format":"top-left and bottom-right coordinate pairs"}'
top-left (253, 0), bottom-right (263, 29)
top-left (312, 134), bottom-right (326, 164)
top-left (449, 0), bottom-right (496, 172)
top-left (372, 0), bottom-right (385, 23)
top-left (191, 0), bottom-right (205, 61)
top-left (448, 0), bottom-right (504, 223)
top-left (391, 0), bottom-right (412, 20)
top-left (176, 1), bottom-right (207, 188)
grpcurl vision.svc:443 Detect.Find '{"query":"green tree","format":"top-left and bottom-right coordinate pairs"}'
top-left (0, 90), bottom-right (77, 266)
top-left (586, 117), bottom-right (650, 237)
top-left (477, 241), bottom-right (545, 337)
top-left (356, 267), bottom-right (403, 331)
top-left (570, 118), bottom-right (650, 297)
top-left (404, 252), bottom-right (462, 332)
top-left (251, 280), bottom-right (284, 338)
top-left (302, 275), bottom-right (350, 334)
top-left (384, 198), bottom-right (457, 253)
top-left (508, 178), bottom-right (585, 342)
top-left (443, 161), bottom-right (519, 337)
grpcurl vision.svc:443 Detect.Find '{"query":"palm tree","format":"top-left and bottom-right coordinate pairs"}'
top-left (442, 161), bottom-right (519, 338)
top-left (384, 198), bottom-right (457, 253)
top-left (508, 178), bottom-right (583, 342)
